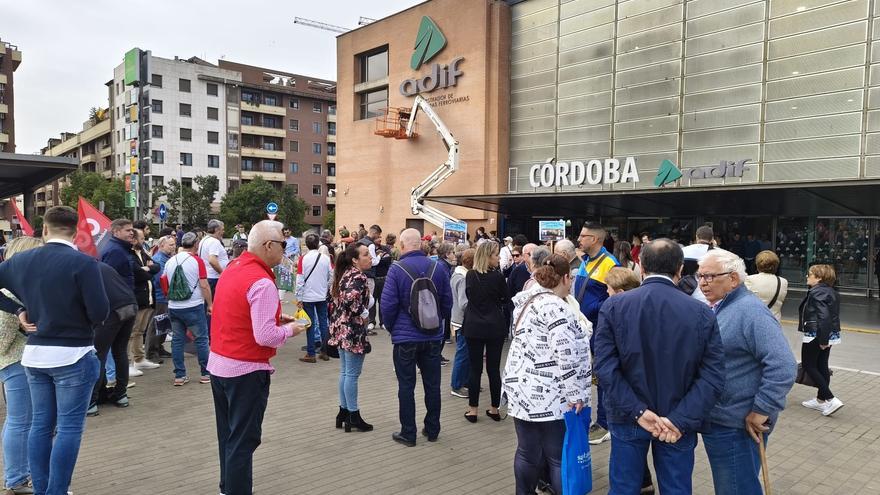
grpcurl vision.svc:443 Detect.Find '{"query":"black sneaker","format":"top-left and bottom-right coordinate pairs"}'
top-left (157, 348), bottom-right (172, 358)
top-left (421, 428), bottom-right (438, 442)
top-left (392, 431), bottom-right (416, 447)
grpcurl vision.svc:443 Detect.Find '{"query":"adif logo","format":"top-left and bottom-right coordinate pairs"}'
top-left (654, 159), bottom-right (682, 187)
top-left (400, 16), bottom-right (464, 96)
top-left (653, 159), bottom-right (751, 187)
top-left (411, 16), bottom-right (447, 70)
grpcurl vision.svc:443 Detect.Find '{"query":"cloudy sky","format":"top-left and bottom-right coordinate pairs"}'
top-left (2, 0), bottom-right (421, 153)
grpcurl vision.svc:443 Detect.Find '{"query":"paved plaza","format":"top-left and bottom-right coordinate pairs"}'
top-left (2, 313), bottom-right (880, 494)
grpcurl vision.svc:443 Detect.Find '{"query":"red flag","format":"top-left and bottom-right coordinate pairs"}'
top-left (75, 197), bottom-right (112, 257)
top-left (10, 199), bottom-right (34, 236)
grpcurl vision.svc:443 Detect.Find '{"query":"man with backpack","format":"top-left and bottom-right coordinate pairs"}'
top-left (160, 232), bottom-right (213, 386)
top-left (380, 228), bottom-right (453, 447)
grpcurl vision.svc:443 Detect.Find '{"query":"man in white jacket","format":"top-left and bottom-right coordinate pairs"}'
top-left (295, 233), bottom-right (333, 363)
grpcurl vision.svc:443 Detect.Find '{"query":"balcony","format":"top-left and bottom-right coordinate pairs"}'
top-left (327, 153), bottom-right (335, 163)
top-left (101, 169), bottom-right (113, 179)
top-left (241, 101), bottom-right (286, 117)
top-left (99, 146), bottom-right (112, 158)
top-left (80, 153), bottom-right (97, 165)
top-left (0, 103), bottom-right (7, 115)
top-left (327, 133), bottom-right (336, 143)
top-left (327, 112), bottom-right (336, 123)
top-left (0, 133), bottom-right (8, 144)
top-left (240, 147), bottom-right (285, 160)
top-left (326, 196), bottom-right (336, 205)
top-left (36, 200), bottom-right (46, 207)
top-left (326, 174), bottom-right (336, 185)
top-left (241, 124), bottom-right (285, 138)
top-left (241, 170), bottom-right (285, 182)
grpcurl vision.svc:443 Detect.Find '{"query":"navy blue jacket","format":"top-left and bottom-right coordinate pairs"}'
top-left (594, 276), bottom-right (726, 434)
top-left (380, 251), bottom-right (453, 344)
top-left (100, 235), bottom-right (135, 289)
top-left (0, 241), bottom-right (110, 347)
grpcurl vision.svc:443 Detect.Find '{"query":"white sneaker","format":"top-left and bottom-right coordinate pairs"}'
top-left (802, 398), bottom-right (823, 411)
top-left (129, 366), bottom-right (144, 377)
top-left (822, 397), bottom-right (844, 416)
top-left (134, 359), bottom-right (161, 370)
top-left (165, 334), bottom-right (172, 343)
top-left (368, 323), bottom-right (375, 330)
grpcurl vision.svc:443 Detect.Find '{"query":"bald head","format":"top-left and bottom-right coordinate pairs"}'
top-left (399, 228), bottom-right (422, 254)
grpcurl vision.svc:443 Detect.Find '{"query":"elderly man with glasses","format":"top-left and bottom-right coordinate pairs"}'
top-left (697, 249), bottom-right (796, 495)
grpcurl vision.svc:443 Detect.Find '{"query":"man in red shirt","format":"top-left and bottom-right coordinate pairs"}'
top-left (207, 220), bottom-right (307, 495)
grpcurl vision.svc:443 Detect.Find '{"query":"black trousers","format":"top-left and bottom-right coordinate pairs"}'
top-left (212, 370), bottom-right (270, 495)
top-left (147, 302), bottom-right (168, 360)
top-left (466, 337), bottom-right (504, 408)
top-left (801, 340), bottom-right (834, 401)
top-left (92, 316), bottom-right (134, 405)
top-left (373, 276), bottom-right (386, 326)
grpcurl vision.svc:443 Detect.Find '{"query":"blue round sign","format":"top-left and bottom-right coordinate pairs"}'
top-left (158, 204), bottom-right (168, 221)
top-left (266, 202), bottom-right (279, 214)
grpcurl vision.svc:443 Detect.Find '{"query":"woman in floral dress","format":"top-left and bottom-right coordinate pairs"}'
top-left (329, 243), bottom-right (375, 432)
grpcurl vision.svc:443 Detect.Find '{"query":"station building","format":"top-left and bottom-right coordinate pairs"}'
top-left (336, 0), bottom-right (880, 296)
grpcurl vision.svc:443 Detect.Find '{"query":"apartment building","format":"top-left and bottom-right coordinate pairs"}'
top-left (0, 38), bottom-right (21, 153)
top-left (217, 60), bottom-right (336, 227)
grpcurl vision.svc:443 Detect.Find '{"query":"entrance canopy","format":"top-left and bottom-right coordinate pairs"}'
top-left (0, 152), bottom-right (78, 199)
top-left (428, 180), bottom-right (880, 218)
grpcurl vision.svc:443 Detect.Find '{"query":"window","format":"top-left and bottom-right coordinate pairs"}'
top-left (328, 122), bottom-right (336, 135)
top-left (312, 122), bottom-right (322, 134)
top-left (242, 158), bottom-right (255, 171)
top-left (206, 83), bottom-right (218, 96)
top-left (180, 128), bottom-right (192, 141)
top-left (151, 125), bottom-right (163, 138)
top-left (182, 177), bottom-right (193, 189)
top-left (289, 98), bottom-right (299, 109)
top-left (207, 107), bottom-right (219, 120)
top-left (180, 152), bottom-right (193, 166)
top-left (151, 150), bottom-right (164, 164)
top-left (360, 49), bottom-right (388, 83)
top-left (291, 184), bottom-right (299, 195)
top-left (208, 155), bottom-right (220, 168)
top-left (312, 184), bottom-right (322, 196)
top-left (328, 164), bottom-right (336, 176)
top-left (241, 114), bottom-right (254, 126)
top-left (179, 78), bottom-right (191, 92)
top-left (264, 95), bottom-right (277, 106)
top-left (152, 99), bottom-right (163, 114)
top-left (264, 116), bottom-right (277, 128)
top-left (312, 163), bottom-right (322, 174)
top-left (313, 143), bottom-right (322, 154)
top-left (263, 141), bottom-right (278, 151)
top-left (207, 131), bottom-right (219, 144)
top-left (329, 105), bottom-right (336, 115)
top-left (263, 160), bottom-right (280, 173)
top-left (289, 119), bottom-right (299, 131)
top-left (242, 92), bottom-right (257, 103)
top-left (151, 175), bottom-right (164, 188)
top-left (289, 141), bottom-right (299, 152)
top-left (312, 205), bottom-right (322, 217)
top-left (151, 74), bottom-right (163, 88)
top-left (290, 162), bottom-right (299, 173)
top-left (312, 101), bottom-right (322, 113)
top-left (228, 132), bottom-right (239, 150)
top-left (328, 143), bottom-right (336, 156)
top-left (359, 88), bottom-right (388, 120)
top-left (179, 103), bottom-right (191, 117)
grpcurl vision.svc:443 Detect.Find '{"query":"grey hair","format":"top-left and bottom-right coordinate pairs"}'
top-left (554, 239), bottom-right (576, 259)
top-left (699, 248), bottom-right (747, 282)
top-left (529, 246), bottom-right (551, 270)
top-left (206, 219), bottom-right (224, 234)
top-left (248, 220), bottom-right (284, 251)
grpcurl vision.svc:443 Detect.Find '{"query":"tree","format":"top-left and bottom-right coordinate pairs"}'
top-left (60, 171), bottom-right (127, 219)
top-left (323, 209), bottom-right (335, 233)
top-left (152, 175), bottom-right (218, 227)
top-left (219, 176), bottom-right (308, 233)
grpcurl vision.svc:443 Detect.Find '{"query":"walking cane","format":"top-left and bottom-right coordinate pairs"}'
top-left (758, 437), bottom-right (772, 495)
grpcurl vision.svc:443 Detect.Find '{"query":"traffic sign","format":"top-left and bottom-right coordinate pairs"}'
top-left (158, 204), bottom-right (168, 221)
top-left (266, 202), bottom-right (279, 214)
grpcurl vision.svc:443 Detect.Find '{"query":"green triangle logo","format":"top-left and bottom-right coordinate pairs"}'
top-left (654, 159), bottom-right (683, 187)
top-left (410, 16), bottom-right (447, 70)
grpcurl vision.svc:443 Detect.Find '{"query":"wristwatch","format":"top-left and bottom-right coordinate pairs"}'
top-left (15, 307), bottom-right (26, 317)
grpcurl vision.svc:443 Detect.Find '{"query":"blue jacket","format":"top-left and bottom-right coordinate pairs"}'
top-left (594, 276), bottom-right (726, 434)
top-left (573, 247), bottom-right (619, 327)
top-left (152, 250), bottom-right (171, 305)
top-left (711, 285), bottom-right (796, 431)
top-left (380, 251), bottom-right (453, 344)
top-left (100, 235), bottom-right (135, 289)
top-left (0, 242), bottom-right (110, 347)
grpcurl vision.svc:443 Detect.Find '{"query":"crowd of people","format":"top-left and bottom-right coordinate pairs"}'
top-left (0, 206), bottom-right (849, 495)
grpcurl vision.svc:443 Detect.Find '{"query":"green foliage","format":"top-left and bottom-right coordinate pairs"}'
top-left (60, 171), bottom-right (127, 219)
top-left (323, 209), bottom-right (335, 232)
top-left (32, 216), bottom-right (44, 233)
top-left (219, 177), bottom-right (309, 234)
top-left (152, 175), bottom-right (218, 227)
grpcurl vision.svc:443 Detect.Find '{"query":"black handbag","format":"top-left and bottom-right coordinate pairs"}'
top-left (796, 362), bottom-right (833, 388)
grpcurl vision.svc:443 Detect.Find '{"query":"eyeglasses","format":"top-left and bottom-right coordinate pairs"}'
top-left (696, 271), bottom-right (732, 282)
top-left (266, 239), bottom-right (287, 249)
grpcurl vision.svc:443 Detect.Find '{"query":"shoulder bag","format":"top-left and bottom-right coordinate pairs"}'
top-left (767, 275), bottom-right (782, 309)
top-left (575, 254), bottom-right (607, 303)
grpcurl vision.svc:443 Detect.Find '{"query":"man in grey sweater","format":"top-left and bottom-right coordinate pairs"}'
top-left (698, 249), bottom-right (797, 495)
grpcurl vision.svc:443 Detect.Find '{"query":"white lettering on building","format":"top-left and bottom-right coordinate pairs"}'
top-left (529, 157), bottom-right (640, 188)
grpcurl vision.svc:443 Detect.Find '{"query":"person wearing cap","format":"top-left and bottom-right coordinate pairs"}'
top-left (232, 224), bottom-right (248, 244)
top-left (500, 236), bottom-right (514, 271)
top-left (160, 232), bottom-right (213, 386)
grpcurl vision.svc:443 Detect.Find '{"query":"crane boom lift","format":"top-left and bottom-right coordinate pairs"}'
top-left (402, 95), bottom-right (461, 227)
top-left (293, 17), bottom-right (349, 33)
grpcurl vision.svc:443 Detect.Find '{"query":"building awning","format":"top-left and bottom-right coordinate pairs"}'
top-left (428, 180), bottom-right (880, 218)
top-left (0, 152), bottom-right (79, 199)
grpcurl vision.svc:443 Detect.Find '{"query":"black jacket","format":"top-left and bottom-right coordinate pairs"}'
top-left (98, 262), bottom-right (138, 325)
top-left (797, 283), bottom-right (841, 346)
top-left (130, 247), bottom-right (160, 308)
top-left (462, 269), bottom-right (509, 340)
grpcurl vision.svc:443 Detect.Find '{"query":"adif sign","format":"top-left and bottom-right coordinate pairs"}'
top-left (529, 158), bottom-right (640, 188)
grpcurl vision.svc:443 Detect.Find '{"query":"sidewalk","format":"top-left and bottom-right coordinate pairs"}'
top-left (2, 323), bottom-right (879, 494)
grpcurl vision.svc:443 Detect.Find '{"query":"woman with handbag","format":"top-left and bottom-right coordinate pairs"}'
top-left (745, 250), bottom-right (788, 321)
top-left (328, 243), bottom-right (375, 432)
top-left (503, 254), bottom-right (592, 495)
top-left (798, 264), bottom-right (844, 416)
top-left (462, 241), bottom-right (510, 423)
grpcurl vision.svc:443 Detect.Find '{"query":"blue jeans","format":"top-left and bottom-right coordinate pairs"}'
top-left (513, 418), bottom-right (565, 495)
top-left (105, 353), bottom-right (116, 381)
top-left (338, 349), bottom-right (366, 411)
top-left (608, 422), bottom-right (697, 495)
top-left (170, 305), bottom-right (210, 379)
top-left (0, 362), bottom-right (32, 488)
top-left (303, 301), bottom-right (329, 357)
top-left (702, 424), bottom-right (767, 495)
top-left (26, 352), bottom-right (100, 495)
top-left (393, 340), bottom-right (442, 442)
top-left (450, 327), bottom-right (469, 390)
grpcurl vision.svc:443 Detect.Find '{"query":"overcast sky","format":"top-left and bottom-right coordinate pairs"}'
top-left (2, 0), bottom-right (421, 153)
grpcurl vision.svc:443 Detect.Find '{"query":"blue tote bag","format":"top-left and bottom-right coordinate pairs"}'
top-left (562, 408), bottom-right (593, 495)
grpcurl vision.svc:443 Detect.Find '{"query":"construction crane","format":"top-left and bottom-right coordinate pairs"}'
top-left (400, 95), bottom-right (461, 227)
top-left (293, 17), bottom-right (349, 34)
top-left (358, 17), bottom-right (376, 25)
